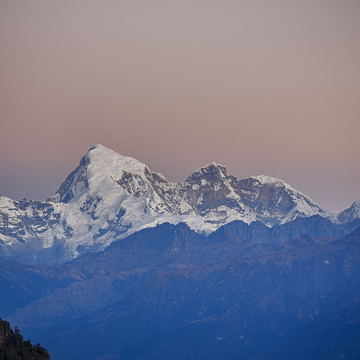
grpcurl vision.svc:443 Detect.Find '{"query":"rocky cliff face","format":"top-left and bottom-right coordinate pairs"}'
top-left (0, 144), bottom-right (357, 263)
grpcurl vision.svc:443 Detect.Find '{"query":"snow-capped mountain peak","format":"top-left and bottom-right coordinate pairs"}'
top-left (338, 199), bottom-right (360, 223)
top-left (191, 162), bottom-right (227, 174)
top-left (53, 144), bottom-right (150, 203)
top-left (185, 162), bottom-right (228, 186)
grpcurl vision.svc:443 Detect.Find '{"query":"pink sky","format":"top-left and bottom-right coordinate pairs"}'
top-left (1, 0), bottom-right (359, 213)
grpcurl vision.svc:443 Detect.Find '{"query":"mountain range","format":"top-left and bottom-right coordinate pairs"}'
top-left (1, 144), bottom-right (359, 264)
top-left (1, 144), bottom-right (360, 359)
top-left (1, 221), bottom-right (360, 359)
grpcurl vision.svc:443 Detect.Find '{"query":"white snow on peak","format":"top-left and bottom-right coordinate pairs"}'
top-left (0, 195), bottom-right (15, 208)
top-left (350, 200), bottom-right (360, 217)
top-left (250, 175), bottom-right (293, 189)
top-left (250, 175), bottom-right (320, 205)
top-left (69, 144), bottom-right (151, 199)
top-left (247, 175), bottom-right (336, 223)
top-left (336, 199), bottom-right (360, 223)
top-left (343, 199), bottom-right (360, 215)
top-left (194, 162), bottom-right (226, 172)
top-left (207, 162), bottom-right (225, 168)
top-left (186, 163), bottom-right (228, 182)
top-left (86, 144), bottom-right (147, 174)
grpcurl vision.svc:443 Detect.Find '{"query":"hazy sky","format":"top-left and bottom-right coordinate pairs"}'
top-left (1, 0), bottom-right (359, 213)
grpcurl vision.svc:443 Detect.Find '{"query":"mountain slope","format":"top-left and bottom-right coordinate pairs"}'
top-left (4, 216), bottom-right (359, 329)
top-left (0, 144), bottom-right (355, 263)
top-left (5, 223), bottom-right (358, 360)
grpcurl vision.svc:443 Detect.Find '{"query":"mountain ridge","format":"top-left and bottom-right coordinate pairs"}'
top-left (0, 144), bottom-right (358, 264)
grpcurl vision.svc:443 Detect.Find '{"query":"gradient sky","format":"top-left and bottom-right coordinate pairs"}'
top-left (1, 0), bottom-right (359, 213)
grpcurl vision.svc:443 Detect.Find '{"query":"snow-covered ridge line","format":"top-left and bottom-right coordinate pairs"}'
top-left (0, 144), bottom-right (358, 263)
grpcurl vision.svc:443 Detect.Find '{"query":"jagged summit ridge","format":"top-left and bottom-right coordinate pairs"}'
top-left (52, 144), bottom-right (329, 226)
top-left (188, 162), bottom-right (227, 176)
top-left (250, 174), bottom-right (293, 188)
top-left (338, 199), bottom-right (360, 223)
top-left (0, 144), bottom-right (356, 263)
